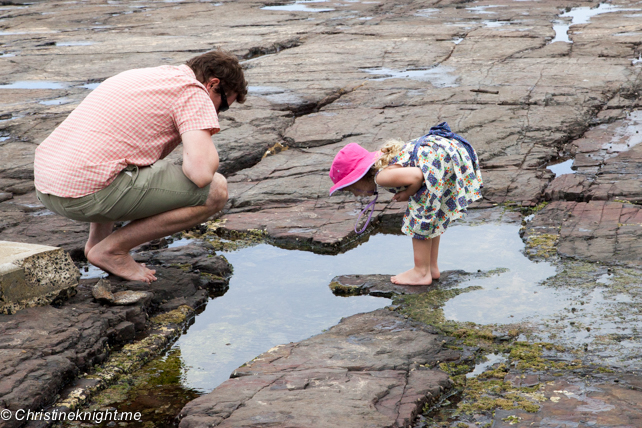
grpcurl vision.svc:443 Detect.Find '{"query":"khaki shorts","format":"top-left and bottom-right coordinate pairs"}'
top-left (36, 159), bottom-right (210, 223)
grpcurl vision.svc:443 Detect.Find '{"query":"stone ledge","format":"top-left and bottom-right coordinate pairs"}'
top-left (0, 241), bottom-right (79, 315)
top-left (178, 309), bottom-right (458, 428)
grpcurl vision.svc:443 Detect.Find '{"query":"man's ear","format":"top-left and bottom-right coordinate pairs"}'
top-left (206, 77), bottom-right (221, 91)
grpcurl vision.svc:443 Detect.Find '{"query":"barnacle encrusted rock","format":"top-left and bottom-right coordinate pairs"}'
top-left (0, 240), bottom-right (79, 314)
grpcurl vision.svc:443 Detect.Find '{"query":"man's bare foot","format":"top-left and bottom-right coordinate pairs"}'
top-left (85, 239), bottom-right (101, 259)
top-left (431, 265), bottom-right (440, 281)
top-left (391, 268), bottom-right (433, 286)
top-left (85, 222), bottom-right (115, 258)
top-left (87, 243), bottom-right (157, 283)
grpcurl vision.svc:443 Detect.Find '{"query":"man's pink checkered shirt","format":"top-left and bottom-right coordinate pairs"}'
top-left (34, 64), bottom-right (220, 198)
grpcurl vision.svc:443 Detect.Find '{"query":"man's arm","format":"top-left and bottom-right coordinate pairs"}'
top-left (182, 129), bottom-right (219, 188)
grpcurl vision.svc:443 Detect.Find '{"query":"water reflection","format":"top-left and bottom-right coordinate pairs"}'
top-left (441, 223), bottom-right (558, 324)
top-left (0, 81), bottom-right (69, 89)
top-left (261, 0), bottom-right (334, 12)
top-left (174, 238), bottom-right (397, 392)
top-left (551, 3), bottom-right (640, 44)
top-left (175, 221), bottom-right (563, 391)
top-left (547, 159), bottom-right (575, 177)
top-left (361, 65), bottom-right (459, 87)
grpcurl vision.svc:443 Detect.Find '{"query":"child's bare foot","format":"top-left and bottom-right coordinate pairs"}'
top-left (431, 264), bottom-right (440, 281)
top-left (391, 268), bottom-right (433, 286)
top-left (87, 243), bottom-right (157, 283)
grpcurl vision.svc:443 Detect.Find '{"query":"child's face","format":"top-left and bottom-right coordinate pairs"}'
top-left (345, 176), bottom-right (376, 196)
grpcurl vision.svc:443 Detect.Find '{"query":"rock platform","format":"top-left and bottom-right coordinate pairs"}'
top-left (329, 271), bottom-right (467, 298)
top-left (0, 240), bottom-right (231, 428)
top-left (0, 0), bottom-right (642, 426)
top-left (0, 0), bottom-right (640, 258)
top-left (178, 309), bottom-right (458, 428)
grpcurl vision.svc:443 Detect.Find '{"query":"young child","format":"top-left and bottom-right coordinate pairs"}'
top-left (329, 123), bottom-right (483, 286)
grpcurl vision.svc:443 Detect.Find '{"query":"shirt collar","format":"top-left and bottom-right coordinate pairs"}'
top-left (178, 64), bottom-right (207, 89)
top-left (179, 64), bottom-right (195, 79)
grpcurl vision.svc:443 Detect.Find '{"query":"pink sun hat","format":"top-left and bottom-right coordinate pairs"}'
top-left (329, 143), bottom-right (381, 195)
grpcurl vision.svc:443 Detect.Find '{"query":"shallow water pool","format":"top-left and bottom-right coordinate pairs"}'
top-left (173, 221), bottom-right (563, 391)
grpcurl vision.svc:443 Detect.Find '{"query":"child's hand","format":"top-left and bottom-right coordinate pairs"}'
top-left (377, 165), bottom-right (424, 203)
top-left (393, 189), bottom-right (413, 202)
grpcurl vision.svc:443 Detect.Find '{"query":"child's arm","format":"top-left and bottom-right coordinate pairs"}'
top-left (376, 165), bottom-right (424, 202)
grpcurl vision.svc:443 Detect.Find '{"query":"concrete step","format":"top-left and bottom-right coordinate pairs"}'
top-left (0, 241), bottom-right (79, 314)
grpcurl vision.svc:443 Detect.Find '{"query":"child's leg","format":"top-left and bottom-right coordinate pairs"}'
top-left (431, 235), bottom-right (440, 280)
top-left (391, 237), bottom-right (433, 285)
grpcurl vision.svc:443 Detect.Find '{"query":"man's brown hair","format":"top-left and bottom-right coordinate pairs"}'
top-left (186, 48), bottom-right (248, 103)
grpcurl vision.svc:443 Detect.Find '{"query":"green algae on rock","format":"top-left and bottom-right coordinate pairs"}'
top-left (393, 285), bottom-right (483, 326)
top-left (53, 306), bottom-right (195, 414)
top-left (524, 233), bottom-right (560, 259)
top-left (180, 219), bottom-right (268, 253)
top-left (392, 268), bottom-right (508, 327)
top-left (78, 348), bottom-right (200, 428)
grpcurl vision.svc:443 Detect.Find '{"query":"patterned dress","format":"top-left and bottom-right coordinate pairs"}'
top-left (376, 134), bottom-right (483, 239)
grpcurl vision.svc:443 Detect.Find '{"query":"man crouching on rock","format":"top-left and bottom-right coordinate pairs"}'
top-left (34, 49), bottom-right (247, 283)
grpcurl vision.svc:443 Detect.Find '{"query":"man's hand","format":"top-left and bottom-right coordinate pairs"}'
top-left (182, 130), bottom-right (219, 188)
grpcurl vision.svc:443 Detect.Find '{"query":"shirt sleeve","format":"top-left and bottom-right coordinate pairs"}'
top-left (172, 84), bottom-right (220, 136)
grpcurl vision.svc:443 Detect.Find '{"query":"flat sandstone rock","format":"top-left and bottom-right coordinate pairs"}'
top-left (0, 241), bottom-right (79, 314)
top-left (178, 309), bottom-right (456, 428)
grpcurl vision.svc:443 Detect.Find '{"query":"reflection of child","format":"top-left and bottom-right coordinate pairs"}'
top-left (329, 123), bottom-right (483, 286)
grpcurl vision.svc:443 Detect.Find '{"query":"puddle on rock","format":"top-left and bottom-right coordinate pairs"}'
top-left (441, 223), bottom-right (559, 324)
top-left (173, 238), bottom-right (398, 392)
top-left (56, 41), bottom-right (94, 46)
top-left (546, 158), bottom-right (575, 177)
top-left (173, 221), bottom-right (560, 392)
top-left (603, 110), bottom-right (642, 156)
top-left (482, 20), bottom-right (511, 28)
top-left (261, 0), bottom-right (335, 12)
top-left (466, 5), bottom-right (506, 14)
top-left (166, 237), bottom-right (195, 248)
top-left (80, 263), bottom-right (108, 279)
top-left (551, 3), bottom-right (640, 43)
top-left (361, 66), bottom-right (459, 88)
top-left (0, 81), bottom-right (70, 90)
top-left (248, 85), bottom-right (303, 104)
top-left (414, 8), bottom-right (438, 17)
top-left (0, 30), bottom-right (59, 35)
top-left (466, 353), bottom-right (507, 378)
top-left (39, 97), bottom-right (74, 106)
top-left (81, 82), bottom-right (101, 90)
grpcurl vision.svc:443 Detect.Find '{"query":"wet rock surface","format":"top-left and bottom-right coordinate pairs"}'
top-left (0, 281), bottom-right (149, 427)
top-left (0, 260), bottom-right (231, 427)
top-left (489, 374), bottom-right (642, 428)
top-left (330, 270), bottom-right (470, 297)
top-left (523, 200), bottom-right (642, 266)
top-left (178, 309), bottom-right (457, 428)
top-left (0, 0), bottom-right (640, 255)
top-left (0, 0), bottom-right (641, 426)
